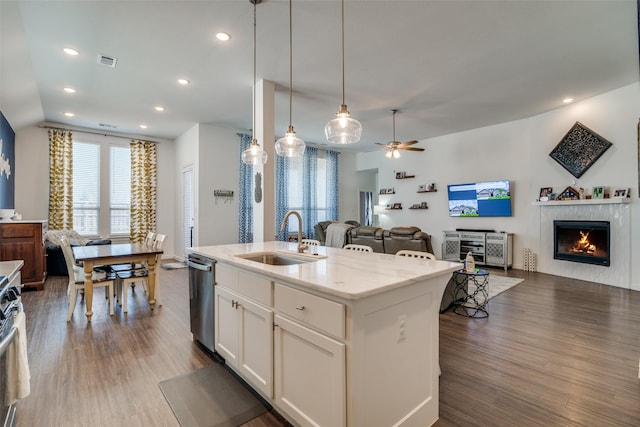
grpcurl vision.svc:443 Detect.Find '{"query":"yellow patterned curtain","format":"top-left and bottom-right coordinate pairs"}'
top-left (130, 140), bottom-right (157, 243)
top-left (48, 129), bottom-right (73, 229)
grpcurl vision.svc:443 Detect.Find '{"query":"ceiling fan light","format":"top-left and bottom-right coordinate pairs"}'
top-left (275, 126), bottom-right (306, 157)
top-left (385, 150), bottom-right (392, 158)
top-left (393, 149), bottom-right (401, 159)
top-left (325, 105), bottom-right (362, 144)
top-left (241, 139), bottom-right (268, 165)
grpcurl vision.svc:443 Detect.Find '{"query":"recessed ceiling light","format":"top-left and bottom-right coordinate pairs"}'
top-left (63, 48), bottom-right (79, 56)
top-left (154, 106), bottom-right (165, 112)
top-left (64, 112), bottom-right (75, 117)
top-left (563, 97), bottom-right (574, 104)
top-left (177, 78), bottom-right (190, 85)
top-left (216, 32), bottom-right (231, 41)
top-left (63, 87), bottom-right (76, 93)
top-left (140, 124), bottom-right (148, 129)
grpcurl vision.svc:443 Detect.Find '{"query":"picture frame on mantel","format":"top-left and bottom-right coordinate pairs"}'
top-left (592, 186), bottom-right (605, 199)
top-left (613, 188), bottom-right (628, 198)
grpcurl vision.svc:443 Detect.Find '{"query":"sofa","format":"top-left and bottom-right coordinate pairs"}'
top-left (45, 230), bottom-right (111, 276)
top-left (345, 225), bottom-right (434, 255)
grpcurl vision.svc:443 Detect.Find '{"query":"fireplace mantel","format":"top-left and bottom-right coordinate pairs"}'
top-left (532, 198), bottom-right (629, 206)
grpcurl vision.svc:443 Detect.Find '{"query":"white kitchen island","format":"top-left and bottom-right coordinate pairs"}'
top-left (187, 241), bottom-right (462, 427)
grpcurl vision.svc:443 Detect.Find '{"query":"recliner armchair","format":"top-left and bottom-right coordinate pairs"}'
top-left (347, 226), bottom-right (385, 253)
top-left (383, 226), bottom-right (434, 255)
top-left (314, 220), bottom-right (360, 245)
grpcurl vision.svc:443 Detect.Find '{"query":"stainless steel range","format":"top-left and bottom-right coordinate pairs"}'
top-left (0, 275), bottom-right (23, 427)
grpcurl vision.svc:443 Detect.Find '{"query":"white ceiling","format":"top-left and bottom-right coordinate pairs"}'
top-left (1, 0), bottom-right (638, 153)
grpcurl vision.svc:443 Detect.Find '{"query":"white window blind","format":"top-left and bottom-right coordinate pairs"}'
top-left (285, 156), bottom-right (329, 232)
top-left (73, 142), bottom-right (100, 234)
top-left (110, 145), bottom-right (131, 234)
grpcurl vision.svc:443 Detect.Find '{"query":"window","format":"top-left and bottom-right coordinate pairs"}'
top-left (276, 147), bottom-right (339, 239)
top-left (73, 141), bottom-right (131, 237)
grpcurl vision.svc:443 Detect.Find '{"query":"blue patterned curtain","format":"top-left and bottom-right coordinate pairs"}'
top-left (364, 191), bottom-right (373, 226)
top-left (238, 134), bottom-right (253, 243)
top-left (326, 149), bottom-right (339, 221)
top-left (275, 153), bottom-right (289, 241)
top-left (302, 147), bottom-right (318, 237)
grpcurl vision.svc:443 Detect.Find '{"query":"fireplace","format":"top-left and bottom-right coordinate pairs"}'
top-left (553, 220), bottom-right (610, 266)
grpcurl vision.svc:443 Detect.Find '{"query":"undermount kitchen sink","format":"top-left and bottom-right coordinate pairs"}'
top-left (235, 251), bottom-right (325, 266)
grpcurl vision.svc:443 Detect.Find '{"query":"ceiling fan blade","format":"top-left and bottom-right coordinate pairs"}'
top-left (399, 147), bottom-right (425, 151)
top-left (375, 142), bottom-right (390, 147)
top-left (397, 140), bottom-right (418, 147)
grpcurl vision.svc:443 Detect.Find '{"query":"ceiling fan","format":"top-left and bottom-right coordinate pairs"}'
top-left (375, 109), bottom-right (424, 158)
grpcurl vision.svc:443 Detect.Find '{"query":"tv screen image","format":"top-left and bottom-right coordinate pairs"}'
top-left (447, 180), bottom-right (511, 217)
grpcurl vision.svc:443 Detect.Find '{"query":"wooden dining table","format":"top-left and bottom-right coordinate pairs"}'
top-left (72, 243), bottom-right (164, 321)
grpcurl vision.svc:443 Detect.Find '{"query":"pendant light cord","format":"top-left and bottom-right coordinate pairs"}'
top-left (340, 0), bottom-right (345, 106)
top-left (252, 1), bottom-right (257, 142)
top-left (288, 0), bottom-right (293, 127)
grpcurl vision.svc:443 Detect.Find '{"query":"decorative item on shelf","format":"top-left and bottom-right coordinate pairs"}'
top-left (213, 190), bottom-right (234, 204)
top-left (274, 0), bottom-right (305, 158)
top-left (418, 183), bottom-right (437, 193)
top-left (549, 121), bottom-right (613, 178)
top-left (579, 187), bottom-right (585, 199)
top-left (592, 186), bottom-right (604, 199)
top-left (409, 202), bottom-right (428, 210)
top-left (557, 186), bottom-right (580, 201)
top-left (325, 0), bottom-right (361, 145)
top-left (379, 188), bottom-right (395, 194)
top-left (389, 203), bottom-right (402, 210)
top-left (539, 186), bottom-right (552, 202)
top-left (613, 188), bottom-right (629, 198)
top-left (395, 171), bottom-right (415, 179)
top-left (241, 0), bottom-right (268, 165)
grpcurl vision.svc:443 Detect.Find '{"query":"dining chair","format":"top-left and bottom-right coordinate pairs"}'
top-left (109, 231), bottom-right (156, 275)
top-left (116, 233), bottom-right (166, 312)
top-left (301, 239), bottom-right (320, 247)
top-left (60, 236), bottom-right (114, 321)
top-left (395, 250), bottom-right (436, 260)
top-left (343, 244), bottom-right (373, 253)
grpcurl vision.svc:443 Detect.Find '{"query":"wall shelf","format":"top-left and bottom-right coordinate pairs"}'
top-left (532, 198), bottom-right (629, 206)
top-left (417, 190), bottom-right (437, 193)
top-left (408, 207), bottom-right (428, 210)
top-left (395, 175), bottom-right (415, 179)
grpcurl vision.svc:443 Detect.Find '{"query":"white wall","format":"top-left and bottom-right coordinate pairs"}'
top-left (357, 83), bottom-right (640, 290)
top-left (14, 125), bottom-right (176, 257)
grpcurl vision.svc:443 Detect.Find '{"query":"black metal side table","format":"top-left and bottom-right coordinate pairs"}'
top-left (451, 269), bottom-right (490, 318)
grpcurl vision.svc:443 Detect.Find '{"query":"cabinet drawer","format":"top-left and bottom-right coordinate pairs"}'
top-left (0, 224), bottom-right (36, 239)
top-left (238, 271), bottom-right (272, 306)
top-left (274, 284), bottom-right (345, 339)
top-left (215, 264), bottom-right (239, 290)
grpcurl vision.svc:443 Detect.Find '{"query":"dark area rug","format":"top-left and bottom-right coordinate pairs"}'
top-left (159, 362), bottom-right (268, 427)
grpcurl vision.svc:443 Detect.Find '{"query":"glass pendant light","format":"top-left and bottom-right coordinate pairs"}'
top-left (275, 0), bottom-right (305, 158)
top-left (325, 0), bottom-right (362, 145)
top-left (241, 0), bottom-right (268, 165)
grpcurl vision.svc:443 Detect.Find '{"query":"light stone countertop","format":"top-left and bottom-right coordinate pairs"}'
top-left (188, 241), bottom-right (462, 300)
top-left (0, 260), bottom-right (24, 279)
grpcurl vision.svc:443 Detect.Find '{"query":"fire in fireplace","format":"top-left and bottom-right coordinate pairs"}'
top-left (553, 220), bottom-right (610, 266)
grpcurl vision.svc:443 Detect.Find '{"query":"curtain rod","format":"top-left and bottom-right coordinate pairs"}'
top-left (39, 123), bottom-right (159, 144)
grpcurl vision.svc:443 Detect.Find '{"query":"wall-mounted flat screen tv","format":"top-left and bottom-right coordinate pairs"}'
top-left (447, 180), bottom-right (511, 217)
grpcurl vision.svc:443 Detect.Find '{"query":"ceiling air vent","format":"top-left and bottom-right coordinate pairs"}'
top-left (98, 123), bottom-right (117, 129)
top-left (97, 54), bottom-right (117, 68)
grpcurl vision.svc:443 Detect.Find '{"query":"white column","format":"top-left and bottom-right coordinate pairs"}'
top-left (252, 79), bottom-right (275, 242)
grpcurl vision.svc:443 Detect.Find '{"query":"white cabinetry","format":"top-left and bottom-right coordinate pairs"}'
top-left (273, 283), bottom-right (346, 426)
top-left (214, 265), bottom-right (274, 397)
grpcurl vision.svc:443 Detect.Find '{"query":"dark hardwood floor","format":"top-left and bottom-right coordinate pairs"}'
top-left (17, 264), bottom-right (640, 426)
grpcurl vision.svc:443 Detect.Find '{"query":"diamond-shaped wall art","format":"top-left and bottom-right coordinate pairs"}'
top-left (549, 121), bottom-right (612, 178)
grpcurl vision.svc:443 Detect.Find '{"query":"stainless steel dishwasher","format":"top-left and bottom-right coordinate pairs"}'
top-left (187, 254), bottom-right (215, 354)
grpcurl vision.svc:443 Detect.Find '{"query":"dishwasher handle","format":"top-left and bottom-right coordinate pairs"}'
top-left (187, 259), bottom-right (213, 272)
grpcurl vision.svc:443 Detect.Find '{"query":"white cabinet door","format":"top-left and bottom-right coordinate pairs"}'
top-left (274, 314), bottom-right (346, 427)
top-left (214, 286), bottom-right (239, 365)
top-left (237, 295), bottom-right (274, 397)
top-left (216, 285), bottom-right (274, 397)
